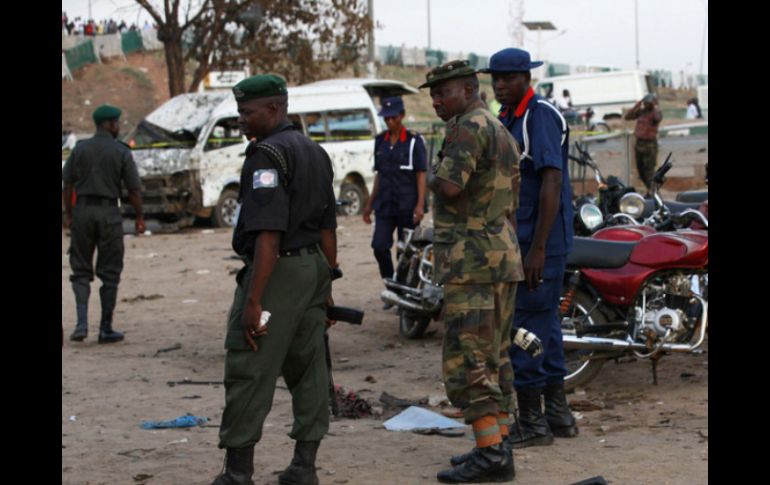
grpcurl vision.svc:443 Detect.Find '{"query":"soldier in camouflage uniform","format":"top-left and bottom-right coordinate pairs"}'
top-left (421, 60), bottom-right (524, 484)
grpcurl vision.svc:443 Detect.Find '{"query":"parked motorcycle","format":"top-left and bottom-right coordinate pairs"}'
top-left (379, 225), bottom-right (545, 358)
top-left (558, 221), bottom-right (708, 390)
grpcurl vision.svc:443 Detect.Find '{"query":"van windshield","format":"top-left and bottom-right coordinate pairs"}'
top-left (125, 120), bottom-right (198, 150)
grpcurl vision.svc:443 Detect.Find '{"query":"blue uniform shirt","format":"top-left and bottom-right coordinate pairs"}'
top-left (372, 127), bottom-right (428, 216)
top-left (499, 88), bottom-right (573, 256)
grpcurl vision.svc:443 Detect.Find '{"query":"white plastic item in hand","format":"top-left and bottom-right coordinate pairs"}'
top-left (260, 311), bottom-right (271, 328)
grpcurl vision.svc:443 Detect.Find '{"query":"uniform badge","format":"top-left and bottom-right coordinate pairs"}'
top-left (253, 169), bottom-right (278, 189)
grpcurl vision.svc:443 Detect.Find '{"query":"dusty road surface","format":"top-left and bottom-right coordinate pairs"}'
top-left (62, 216), bottom-right (708, 485)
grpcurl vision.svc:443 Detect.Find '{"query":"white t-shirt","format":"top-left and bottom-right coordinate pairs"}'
top-left (686, 104), bottom-right (699, 119)
top-left (555, 95), bottom-right (572, 111)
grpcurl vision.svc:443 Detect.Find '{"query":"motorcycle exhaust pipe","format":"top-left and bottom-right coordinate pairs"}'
top-left (380, 290), bottom-right (425, 313)
top-left (563, 295), bottom-right (708, 354)
top-left (383, 279), bottom-right (421, 296)
top-left (563, 335), bottom-right (702, 353)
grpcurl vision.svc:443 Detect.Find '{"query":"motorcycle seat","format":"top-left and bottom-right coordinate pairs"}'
top-left (675, 190), bottom-right (708, 203)
top-left (412, 226), bottom-right (434, 243)
top-left (642, 199), bottom-right (703, 218)
top-left (567, 237), bottom-right (637, 269)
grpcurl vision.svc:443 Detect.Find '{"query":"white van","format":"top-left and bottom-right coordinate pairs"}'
top-left (121, 78), bottom-right (418, 227)
top-left (535, 70), bottom-right (656, 121)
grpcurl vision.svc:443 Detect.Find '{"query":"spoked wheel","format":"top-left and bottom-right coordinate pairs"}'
top-left (399, 310), bottom-right (431, 339)
top-left (560, 290), bottom-right (612, 391)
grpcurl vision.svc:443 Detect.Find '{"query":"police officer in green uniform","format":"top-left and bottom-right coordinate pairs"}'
top-left (209, 74), bottom-right (338, 485)
top-left (421, 60), bottom-right (524, 483)
top-left (62, 104), bottom-right (145, 343)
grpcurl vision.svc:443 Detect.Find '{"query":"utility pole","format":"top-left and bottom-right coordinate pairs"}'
top-left (634, 0), bottom-right (640, 69)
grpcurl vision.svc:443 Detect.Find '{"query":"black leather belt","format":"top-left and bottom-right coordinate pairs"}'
top-left (279, 245), bottom-right (319, 258)
top-left (77, 195), bottom-right (118, 207)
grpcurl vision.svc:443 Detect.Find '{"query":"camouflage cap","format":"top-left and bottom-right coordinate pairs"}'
top-left (419, 60), bottom-right (477, 89)
top-left (232, 74), bottom-right (288, 102)
top-left (92, 104), bottom-right (122, 124)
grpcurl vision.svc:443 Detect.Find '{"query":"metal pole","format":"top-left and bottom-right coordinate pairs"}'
top-left (368, 0), bottom-right (375, 63)
top-left (89, 0), bottom-right (92, 20)
top-left (367, 0), bottom-right (376, 78)
top-left (699, 8), bottom-right (707, 77)
top-left (634, 0), bottom-right (640, 69)
top-left (428, 0), bottom-right (431, 49)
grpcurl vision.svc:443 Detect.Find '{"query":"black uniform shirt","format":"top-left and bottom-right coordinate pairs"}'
top-left (62, 128), bottom-right (141, 198)
top-left (232, 122), bottom-right (337, 256)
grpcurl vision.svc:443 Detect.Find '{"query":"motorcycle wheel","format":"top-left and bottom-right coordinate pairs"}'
top-left (399, 310), bottom-right (431, 339)
top-left (560, 289), bottom-right (611, 391)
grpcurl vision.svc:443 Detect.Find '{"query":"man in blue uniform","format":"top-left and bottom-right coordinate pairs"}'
top-left (362, 96), bottom-right (427, 297)
top-left (480, 47), bottom-right (578, 448)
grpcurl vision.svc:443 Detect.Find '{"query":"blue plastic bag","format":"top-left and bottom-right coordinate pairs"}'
top-left (141, 414), bottom-right (208, 430)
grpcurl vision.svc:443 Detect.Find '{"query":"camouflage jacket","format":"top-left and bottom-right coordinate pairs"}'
top-left (431, 103), bottom-right (524, 285)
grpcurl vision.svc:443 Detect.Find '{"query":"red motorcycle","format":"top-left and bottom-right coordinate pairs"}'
top-left (558, 222), bottom-right (708, 390)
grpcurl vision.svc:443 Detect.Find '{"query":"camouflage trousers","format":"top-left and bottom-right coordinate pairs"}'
top-left (635, 139), bottom-right (659, 191)
top-left (442, 282), bottom-right (517, 423)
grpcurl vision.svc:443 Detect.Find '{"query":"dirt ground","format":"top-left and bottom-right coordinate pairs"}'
top-left (61, 216), bottom-right (708, 485)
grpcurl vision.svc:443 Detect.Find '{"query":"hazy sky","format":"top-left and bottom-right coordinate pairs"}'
top-left (62, 0), bottom-right (707, 75)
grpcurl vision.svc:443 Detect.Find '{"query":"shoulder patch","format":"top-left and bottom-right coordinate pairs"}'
top-left (253, 169), bottom-right (279, 189)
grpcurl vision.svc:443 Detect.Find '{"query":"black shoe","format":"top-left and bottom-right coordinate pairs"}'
top-left (450, 434), bottom-right (514, 466)
top-left (210, 446), bottom-right (255, 485)
top-left (98, 329), bottom-right (124, 344)
top-left (544, 382), bottom-right (579, 438)
top-left (279, 440), bottom-right (320, 485)
top-left (509, 387), bottom-right (554, 449)
top-left (69, 327), bottom-right (88, 341)
top-left (437, 444), bottom-right (514, 483)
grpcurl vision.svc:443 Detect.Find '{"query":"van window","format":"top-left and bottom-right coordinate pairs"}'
top-left (304, 113), bottom-right (326, 142)
top-left (326, 110), bottom-right (374, 141)
top-left (204, 117), bottom-right (244, 151)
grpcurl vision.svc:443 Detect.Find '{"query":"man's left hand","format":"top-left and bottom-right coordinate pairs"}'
top-left (242, 301), bottom-right (268, 351)
top-left (523, 247), bottom-right (546, 291)
top-left (413, 206), bottom-right (425, 225)
top-left (326, 295), bottom-right (336, 329)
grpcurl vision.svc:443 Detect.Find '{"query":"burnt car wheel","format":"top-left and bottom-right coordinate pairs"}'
top-left (213, 188), bottom-right (240, 227)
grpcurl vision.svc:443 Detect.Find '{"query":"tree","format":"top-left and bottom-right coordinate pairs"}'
top-left (135, 0), bottom-right (372, 97)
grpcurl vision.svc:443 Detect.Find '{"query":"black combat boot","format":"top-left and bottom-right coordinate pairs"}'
top-left (509, 387), bottom-right (554, 448)
top-left (70, 303), bottom-right (89, 341)
top-left (70, 281), bottom-right (90, 341)
top-left (544, 381), bottom-right (579, 438)
top-left (210, 446), bottom-right (255, 485)
top-left (449, 433), bottom-right (514, 467)
top-left (98, 310), bottom-right (124, 343)
top-left (437, 443), bottom-right (514, 483)
top-left (98, 285), bottom-right (124, 343)
top-left (278, 440), bottom-right (320, 485)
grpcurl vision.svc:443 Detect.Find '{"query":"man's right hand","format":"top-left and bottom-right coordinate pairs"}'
top-left (135, 217), bottom-right (146, 235)
top-left (362, 206), bottom-right (373, 224)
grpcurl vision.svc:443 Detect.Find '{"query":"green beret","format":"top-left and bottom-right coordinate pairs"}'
top-left (92, 104), bottom-right (122, 124)
top-left (419, 60), bottom-right (477, 89)
top-left (232, 74), bottom-right (288, 102)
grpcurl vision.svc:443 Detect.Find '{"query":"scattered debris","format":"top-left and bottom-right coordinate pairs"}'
top-left (364, 375), bottom-right (377, 383)
top-left (154, 343), bottom-right (182, 356)
top-left (412, 427), bottom-right (465, 438)
top-left (338, 357), bottom-right (350, 363)
top-left (142, 414), bottom-right (208, 429)
top-left (167, 378), bottom-right (223, 387)
top-left (379, 392), bottom-right (429, 411)
top-left (196, 270), bottom-right (210, 275)
top-left (334, 385), bottom-right (374, 418)
top-left (383, 406), bottom-right (466, 431)
top-left (180, 395), bottom-right (202, 400)
top-left (680, 372), bottom-right (696, 379)
top-left (68, 415), bottom-right (77, 422)
top-left (569, 476), bottom-right (609, 485)
top-left (570, 399), bottom-right (604, 412)
top-left (183, 299), bottom-right (198, 304)
top-left (167, 438), bottom-right (189, 445)
top-left (117, 448), bottom-right (156, 458)
top-left (133, 473), bottom-right (154, 482)
top-left (201, 229), bottom-right (215, 234)
top-left (122, 294), bottom-right (164, 303)
top-left (698, 430), bottom-right (708, 442)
